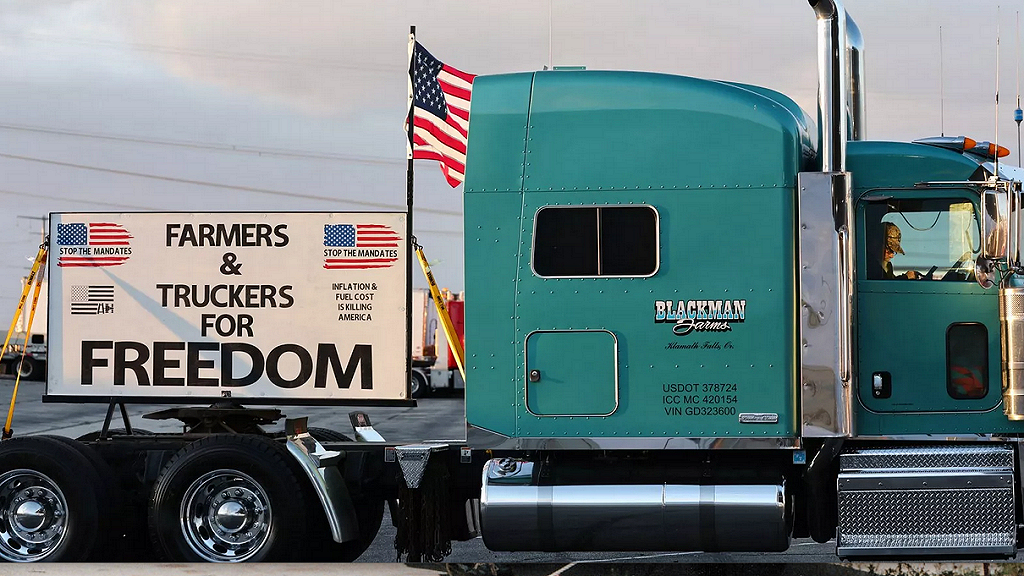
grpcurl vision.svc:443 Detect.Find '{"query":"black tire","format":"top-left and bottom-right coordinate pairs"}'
top-left (307, 492), bottom-right (385, 562)
top-left (45, 436), bottom-right (127, 561)
top-left (0, 435), bottom-right (109, 562)
top-left (148, 435), bottom-right (308, 562)
top-left (68, 430), bottom-right (156, 561)
top-left (334, 495), bottom-right (385, 561)
top-left (308, 427), bottom-right (353, 442)
top-left (16, 357), bottom-right (37, 380)
top-left (411, 370), bottom-right (429, 399)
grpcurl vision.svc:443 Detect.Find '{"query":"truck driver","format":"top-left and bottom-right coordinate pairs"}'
top-left (872, 222), bottom-right (919, 280)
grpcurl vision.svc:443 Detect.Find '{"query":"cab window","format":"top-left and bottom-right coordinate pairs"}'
top-left (533, 206), bottom-right (659, 277)
top-left (864, 198), bottom-right (980, 282)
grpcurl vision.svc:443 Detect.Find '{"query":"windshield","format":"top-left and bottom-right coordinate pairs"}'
top-left (865, 198), bottom-right (980, 281)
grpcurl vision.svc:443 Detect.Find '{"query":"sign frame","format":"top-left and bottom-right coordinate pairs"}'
top-left (44, 211), bottom-right (415, 407)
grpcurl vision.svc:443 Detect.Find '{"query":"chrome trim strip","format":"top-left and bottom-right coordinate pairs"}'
top-left (840, 471), bottom-right (1013, 491)
top-left (466, 426), bottom-right (800, 450)
top-left (850, 433), bottom-right (1013, 441)
top-left (839, 546), bottom-right (1015, 559)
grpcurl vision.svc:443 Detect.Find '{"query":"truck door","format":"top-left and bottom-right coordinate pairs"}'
top-left (856, 192), bottom-right (1000, 415)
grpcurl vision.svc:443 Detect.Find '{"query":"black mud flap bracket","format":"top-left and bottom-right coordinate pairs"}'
top-left (284, 417), bottom-right (359, 544)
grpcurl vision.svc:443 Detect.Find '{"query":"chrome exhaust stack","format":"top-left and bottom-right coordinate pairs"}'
top-left (846, 14), bottom-right (866, 141)
top-left (809, 0), bottom-right (849, 170)
top-left (479, 459), bottom-right (790, 552)
top-left (800, 0), bottom-right (860, 437)
top-left (809, 0), bottom-right (866, 144)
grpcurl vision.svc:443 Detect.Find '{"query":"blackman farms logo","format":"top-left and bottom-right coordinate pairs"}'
top-left (654, 299), bottom-right (747, 336)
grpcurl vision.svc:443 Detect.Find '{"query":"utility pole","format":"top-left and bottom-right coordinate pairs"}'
top-left (15, 215), bottom-right (46, 244)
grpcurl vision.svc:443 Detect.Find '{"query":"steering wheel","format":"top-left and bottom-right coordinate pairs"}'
top-left (921, 265), bottom-right (938, 280)
top-left (941, 251), bottom-right (975, 281)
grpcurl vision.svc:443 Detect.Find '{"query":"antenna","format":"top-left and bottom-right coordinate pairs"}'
top-left (996, 6), bottom-right (1001, 179)
top-left (940, 26), bottom-right (945, 136)
top-left (548, 0), bottom-right (553, 71)
top-left (1017, 11), bottom-right (1022, 166)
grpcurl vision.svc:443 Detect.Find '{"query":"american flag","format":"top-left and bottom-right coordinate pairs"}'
top-left (57, 222), bottom-right (132, 246)
top-left (70, 285), bottom-right (114, 315)
top-left (56, 222), bottom-right (132, 267)
top-left (408, 42), bottom-right (475, 187)
top-left (323, 224), bottom-right (401, 270)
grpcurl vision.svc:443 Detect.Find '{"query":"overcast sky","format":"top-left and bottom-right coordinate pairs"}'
top-left (0, 0), bottom-right (1021, 311)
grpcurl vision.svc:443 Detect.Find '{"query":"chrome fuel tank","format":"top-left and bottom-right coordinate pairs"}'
top-left (479, 459), bottom-right (790, 552)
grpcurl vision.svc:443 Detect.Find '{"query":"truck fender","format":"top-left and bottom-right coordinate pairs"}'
top-left (283, 418), bottom-right (360, 544)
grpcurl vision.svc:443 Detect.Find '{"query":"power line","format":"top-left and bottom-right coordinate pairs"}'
top-left (0, 152), bottom-right (462, 216)
top-left (0, 188), bottom-right (160, 210)
top-left (0, 189), bottom-right (463, 236)
top-left (6, 31), bottom-right (406, 73)
top-left (0, 122), bottom-right (406, 165)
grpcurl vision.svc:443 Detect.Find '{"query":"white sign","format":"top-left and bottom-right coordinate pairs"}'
top-left (47, 212), bottom-right (408, 402)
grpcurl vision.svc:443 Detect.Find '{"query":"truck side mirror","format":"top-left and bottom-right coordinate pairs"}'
top-left (981, 189), bottom-right (1009, 261)
top-left (975, 257), bottom-right (997, 289)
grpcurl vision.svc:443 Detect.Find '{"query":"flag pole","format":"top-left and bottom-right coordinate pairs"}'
top-left (406, 26), bottom-right (416, 403)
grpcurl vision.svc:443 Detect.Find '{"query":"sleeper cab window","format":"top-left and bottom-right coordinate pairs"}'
top-left (532, 205), bottom-right (659, 277)
top-left (946, 322), bottom-right (988, 400)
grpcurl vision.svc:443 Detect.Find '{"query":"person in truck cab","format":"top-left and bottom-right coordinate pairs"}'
top-left (871, 222), bottom-right (919, 280)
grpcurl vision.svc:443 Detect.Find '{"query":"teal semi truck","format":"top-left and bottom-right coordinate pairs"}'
top-left (5, 0), bottom-right (1024, 563)
top-left (458, 0), bottom-right (1024, 558)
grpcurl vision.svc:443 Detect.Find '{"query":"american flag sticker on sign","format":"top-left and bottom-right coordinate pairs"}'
top-left (56, 222), bottom-right (133, 267)
top-left (323, 224), bottom-right (402, 269)
top-left (70, 285), bottom-right (114, 315)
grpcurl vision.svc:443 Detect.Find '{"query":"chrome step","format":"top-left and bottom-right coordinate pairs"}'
top-left (837, 445), bottom-right (1016, 558)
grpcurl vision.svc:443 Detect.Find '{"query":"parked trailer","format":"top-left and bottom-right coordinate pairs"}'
top-left (410, 288), bottom-right (465, 398)
top-left (8, 0), bottom-right (1024, 564)
top-left (0, 277), bottom-right (48, 381)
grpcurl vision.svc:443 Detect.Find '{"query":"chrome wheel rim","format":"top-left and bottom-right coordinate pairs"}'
top-left (0, 469), bottom-right (69, 562)
top-left (179, 469), bottom-right (272, 562)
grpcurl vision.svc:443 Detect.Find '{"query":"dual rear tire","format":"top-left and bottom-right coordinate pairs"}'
top-left (148, 433), bottom-right (383, 562)
top-left (0, 433), bottom-right (383, 562)
top-left (0, 436), bottom-right (118, 562)
top-left (148, 435), bottom-right (308, 562)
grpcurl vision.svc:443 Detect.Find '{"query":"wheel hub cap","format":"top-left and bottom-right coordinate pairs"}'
top-left (0, 470), bottom-right (69, 562)
top-left (214, 500), bottom-right (247, 533)
top-left (180, 470), bottom-right (271, 562)
top-left (12, 500), bottom-right (46, 532)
